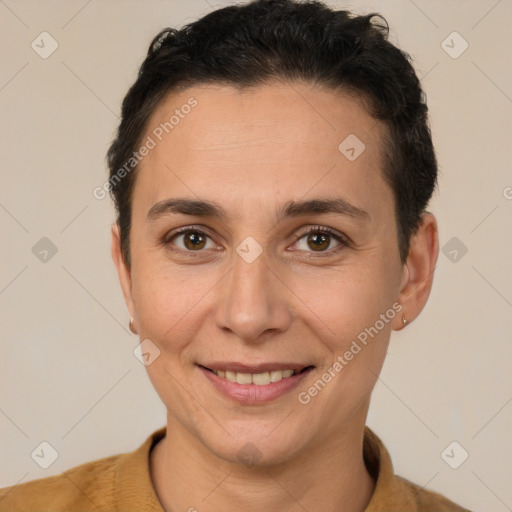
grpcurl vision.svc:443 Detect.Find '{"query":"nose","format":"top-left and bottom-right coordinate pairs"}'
top-left (214, 250), bottom-right (293, 344)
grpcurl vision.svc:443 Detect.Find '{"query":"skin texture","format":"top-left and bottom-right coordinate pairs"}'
top-left (111, 82), bottom-right (439, 512)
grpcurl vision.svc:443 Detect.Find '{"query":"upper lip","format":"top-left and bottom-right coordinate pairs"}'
top-left (198, 362), bottom-right (313, 373)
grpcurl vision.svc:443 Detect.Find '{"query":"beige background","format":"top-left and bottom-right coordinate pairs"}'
top-left (1, 1), bottom-right (511, 510)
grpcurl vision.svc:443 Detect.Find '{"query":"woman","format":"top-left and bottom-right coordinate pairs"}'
top-left (0, 0), bottom-right (471, 510)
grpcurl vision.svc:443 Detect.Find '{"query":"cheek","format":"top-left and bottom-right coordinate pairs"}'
top-left (294, 270), bottom-right (398, 417)
top-left (130, 258), bottom-right (219, 353)
top-left (294, 262), bottom-right (397, 340)
top-left (293, 260), bottom-right (399, 398)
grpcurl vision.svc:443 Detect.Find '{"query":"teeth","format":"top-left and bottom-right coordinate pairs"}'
top-left (236, 372), bottom-right (252, 385)
top-left (252, 372), bottom-right (271, 385)
top-left (270, 370), bottom-right (283, 382)
top-left (212, 369), bottom-right (298, 385)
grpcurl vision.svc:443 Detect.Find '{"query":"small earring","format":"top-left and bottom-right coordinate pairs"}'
top-left (129, 317), bottom-right (137, 334)
top-left (402, 317), bottom-right (407, 327)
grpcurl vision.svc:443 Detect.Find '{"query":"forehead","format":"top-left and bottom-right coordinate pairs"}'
top-left (132, 81), bottom-right (391, 220)
top-left (145, 81), bottom-right (382, 152)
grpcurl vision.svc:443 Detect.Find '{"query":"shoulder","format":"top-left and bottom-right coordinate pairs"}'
top-left (394, 474), bottom-right (472, 511)
top-left (0, 452), bottom-right (120, 511)
top-left (363, 427), bottom-right (472, 511)
top-left (0, 427), bottom-right (165, 512)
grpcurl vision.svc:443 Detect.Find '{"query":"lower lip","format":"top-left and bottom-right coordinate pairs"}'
top-left (199, 366), bottom-right (314, 404)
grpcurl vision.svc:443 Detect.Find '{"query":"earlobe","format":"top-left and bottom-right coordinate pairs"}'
top-left (111, 223), bottom-right (135, 317)
top-left (394, 213), bottom-right (439, 330)
top-left (129, 316), bottom-right (138, 335)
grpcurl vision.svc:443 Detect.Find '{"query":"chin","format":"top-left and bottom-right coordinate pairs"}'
top-left (195, 416), bottom-right (312, 467)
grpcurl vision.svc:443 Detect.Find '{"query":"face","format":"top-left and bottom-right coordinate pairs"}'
top-left (114, 82), bottom-right (411, 465)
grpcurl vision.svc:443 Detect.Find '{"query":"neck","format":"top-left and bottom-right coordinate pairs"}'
top-left (150, 415), bottom-right (375, 512)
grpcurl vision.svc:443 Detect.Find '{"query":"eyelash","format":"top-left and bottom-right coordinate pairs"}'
top-left (293, 225), bottom-right (351, 256)
top-left (163, 225), bottom-right (351, 259)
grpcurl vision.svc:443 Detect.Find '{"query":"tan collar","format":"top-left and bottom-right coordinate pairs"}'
top-left (115, 425), bottom-right (441, 512)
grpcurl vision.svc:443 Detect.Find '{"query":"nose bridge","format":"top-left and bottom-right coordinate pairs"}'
top-left (214, 248), bottom-right (291, 342)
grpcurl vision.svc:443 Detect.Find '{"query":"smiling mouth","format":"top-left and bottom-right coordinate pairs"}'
top-left (199, 365), bottom-right (314, 386)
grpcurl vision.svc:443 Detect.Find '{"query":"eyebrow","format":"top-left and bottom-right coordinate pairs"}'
top-left (146, 197), bottom-right (370, 223)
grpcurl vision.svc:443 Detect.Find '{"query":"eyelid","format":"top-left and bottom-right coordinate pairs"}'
top-left (163, 224), bottom-right (351, 257)
top-left (293, 225), bottom-right (352, 246)
top-left (163, 224), bottom-right (215, 244)
top-left (289, 225), bottom-right (351, 257)
top-left (162, 225), bottom-right (222, 257)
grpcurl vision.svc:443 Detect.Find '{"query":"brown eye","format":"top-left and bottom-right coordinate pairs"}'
top-left (183, 232), bottom-right (206, 250)
top-left (166, 229), bottom-right (217, 253)
top-left (292, 226), bottom-right (348, 256)
top-left (306, 232), bottom-right (330, 251)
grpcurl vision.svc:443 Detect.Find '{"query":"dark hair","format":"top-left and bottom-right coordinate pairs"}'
top-left (107, 0), bottom-right (437, 266)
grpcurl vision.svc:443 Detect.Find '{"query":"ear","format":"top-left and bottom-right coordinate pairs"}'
top-left (393, 213), bottom-right (439, 330)
top-left (111, 223), bottom-right (135, 320)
